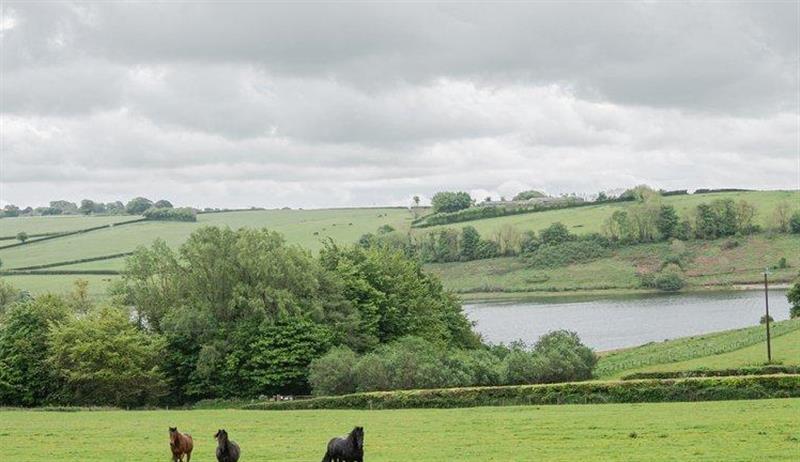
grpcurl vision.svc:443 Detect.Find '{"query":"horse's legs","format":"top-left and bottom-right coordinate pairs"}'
top-left (186, 452), bottom-right (191, 462)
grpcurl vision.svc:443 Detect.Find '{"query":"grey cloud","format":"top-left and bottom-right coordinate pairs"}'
top-left (1, 2), bottom-right (798, 209)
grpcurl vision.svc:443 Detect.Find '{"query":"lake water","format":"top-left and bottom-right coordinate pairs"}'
top-left (463, 289), bottom-right (791, 351)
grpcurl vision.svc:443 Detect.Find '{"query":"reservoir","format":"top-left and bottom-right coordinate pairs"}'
top-left (464, 289), bottom-right (791, 351)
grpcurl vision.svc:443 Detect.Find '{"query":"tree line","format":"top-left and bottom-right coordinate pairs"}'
top-left (0, 226), bottom-right (599, 407)
top-left (369, 186), bottom-right (800, 266)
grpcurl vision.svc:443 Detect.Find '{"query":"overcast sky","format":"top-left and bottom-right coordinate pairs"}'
top-left (1, 2), bottom-right (798, 209)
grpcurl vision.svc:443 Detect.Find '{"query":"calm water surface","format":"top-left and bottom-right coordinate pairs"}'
top-left (464, 290), bottom-right (791, 351)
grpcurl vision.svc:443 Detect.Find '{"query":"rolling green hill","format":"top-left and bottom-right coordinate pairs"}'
top-left (2, 190), bottom-right (798, 297)
top-left (416, 190), bottom-right (799, 237)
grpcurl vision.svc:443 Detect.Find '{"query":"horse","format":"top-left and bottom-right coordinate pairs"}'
top-left (214, 429), bottom-right (241, 462)
top-left (321, 426), bottom-right (364, 462)
top-left (168, 427), bottom-right (193, 462)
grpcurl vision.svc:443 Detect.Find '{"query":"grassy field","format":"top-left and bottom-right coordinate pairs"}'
top-left (0, 208), bottom-right (412, 270)
top-left (2, 191), bottom-right (797, 296)
top-left (0, 214), bottom-right (137, 238)
top-left (2, 399), bottom-right (799, 461)
top-left (596, 319), bottom-right (800, 378)
top-left (418, 190), bottom-right (799, 236)
top-left (429, 234), bottom-right (800, 296)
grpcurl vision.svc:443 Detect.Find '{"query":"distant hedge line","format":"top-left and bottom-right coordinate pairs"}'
top-left (412, 198), bottom-right (608, 228)
top-left (0, 232), bottom-right (57, 241)
top-left (0, 218), bottom-right (147, 250)
top-left (2, 270), bottom-right (121, 276)
top-left (8, 252), bottom-right (133, 271)
top-left (621, 366), bottom-right (800, 380)
top-left (694, 188), bottom-right (752, 194)
top-left (242, 375), bottom-right (800, 410)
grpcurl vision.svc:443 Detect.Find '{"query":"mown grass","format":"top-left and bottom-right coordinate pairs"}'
top-left (2, 399), bottom-right (799, 461)
top-left (596, 319), bottom-right (800, 378)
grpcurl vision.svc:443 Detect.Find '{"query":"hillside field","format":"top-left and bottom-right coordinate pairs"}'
top-left (596, 318), bottom-right (800, 378)
top-left (429, 234), bottom-right (800, 296)
top-left (1, 190), bottom-right (798, 296)
top-left (2, 399), bottom-right (799, 461)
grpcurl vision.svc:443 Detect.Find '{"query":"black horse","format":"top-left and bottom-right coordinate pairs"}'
top-left (214, 429), bottom-right (241, 462)
top-left (321, 426), bottom-right (364, 462)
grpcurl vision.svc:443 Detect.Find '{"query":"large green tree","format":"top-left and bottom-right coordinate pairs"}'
top-left (431, 191), bottom-right (472, 214)
top-left (0, 295), bottom-right (71, 406)
top-left (48, 306), bottom-right (167, 407)
top-left (319, 243), bottom-right (480, 351)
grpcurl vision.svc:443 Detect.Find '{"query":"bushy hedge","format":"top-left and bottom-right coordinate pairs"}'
top-left (143, 207), bottom-right (197, 222)
top-left (243, 375), bottom-right (800, 410)
top-left (308, 332), bottom-right (597, 396)
top-left (527, 241), bottom-right (610, 268)
top-left (621, 365), bottom-right (800, 380)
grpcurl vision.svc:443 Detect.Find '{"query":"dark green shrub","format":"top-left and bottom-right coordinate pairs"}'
top-left (143, 207), bottom-right (197, 222)
top-left (527, 241), bottom-right (610, 268)
top-left (531, 330), bottom-right (597, 383)
top-left (431, 191), bottom-right (472, 213)
top-left (308, 346), bottom-right (359, 396)
top-left (790, 211), bottom-right (800, 233)
top-left (654, 273), bottom-right (685, 292)
top-left (759, 314), bottom-right (774, 325)
top-left (539, 222), bottom-right (573, 245)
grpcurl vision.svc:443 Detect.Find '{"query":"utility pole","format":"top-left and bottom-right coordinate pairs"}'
top-left (763, 269), bottom-right (772, 363)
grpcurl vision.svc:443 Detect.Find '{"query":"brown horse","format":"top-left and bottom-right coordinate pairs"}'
top-left (169, 427), bottom-right (194, 462)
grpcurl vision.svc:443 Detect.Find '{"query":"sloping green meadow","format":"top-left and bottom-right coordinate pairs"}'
top-left (2, 399), bottom-right (799, 461)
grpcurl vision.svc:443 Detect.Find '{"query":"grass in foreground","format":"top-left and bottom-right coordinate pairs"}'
top-left (597, 319), bottom-right (800, 378)
top-left (1, 399), bottom-right (799, 461)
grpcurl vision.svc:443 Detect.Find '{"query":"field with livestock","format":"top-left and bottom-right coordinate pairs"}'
top-left (2, 399), bottom-right (799, 461)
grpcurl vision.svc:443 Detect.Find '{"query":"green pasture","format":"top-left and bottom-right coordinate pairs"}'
top-left (0, 208), bottom-right (412, 270)
top-left (596, 319), bottom-right (800, 378)
top-left (0, 214), bottom-right (137, 238)
top-left (418, 190), bottom-right (799, 237)
top-left (1, 274), bottom-right (118, 297)
top-left (620, 328), bottom-right (800, 376)
top-left (2, 399), bottom-right (799, 461)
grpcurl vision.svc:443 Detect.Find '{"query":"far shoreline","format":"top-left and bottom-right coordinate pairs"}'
top-left (459, 283), bottom-right (791, 304)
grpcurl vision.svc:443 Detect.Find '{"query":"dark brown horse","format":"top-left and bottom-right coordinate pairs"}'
top-left (215, 429), bottom-right (241, 462)
top-left (169, 427), bottom-right (194, 462)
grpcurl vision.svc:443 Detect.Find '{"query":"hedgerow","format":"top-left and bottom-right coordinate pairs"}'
top-left (622, 365), bottom-right (800, 380)
top-left (242, 375), bottom-right (800, 410)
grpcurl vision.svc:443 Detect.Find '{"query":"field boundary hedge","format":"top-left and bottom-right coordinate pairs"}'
top-left (242, 374), bottom-right (800, 410)
top-left (622, 366), bottom-right (800, 380)
top-left (0, 218), bottom-right (147, 250)
top-left (7, 252), bottom-right (133, 271)
top-left (1, 270), bottom-right (121, 276)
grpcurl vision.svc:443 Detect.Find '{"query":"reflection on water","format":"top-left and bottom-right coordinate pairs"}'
top-left (464, 290), bottom-right (790, 351)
